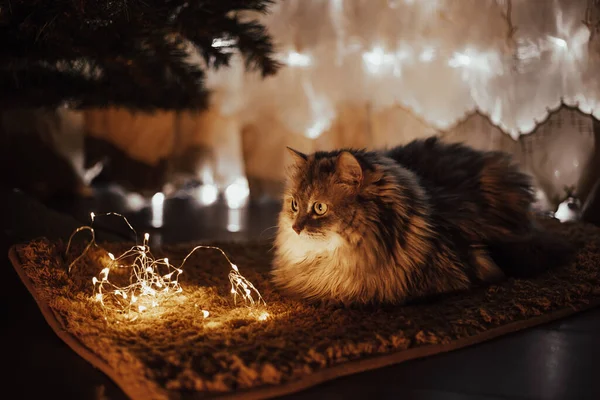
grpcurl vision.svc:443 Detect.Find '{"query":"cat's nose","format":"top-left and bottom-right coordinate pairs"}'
top-left (292, 224), bottom-right (303, 235)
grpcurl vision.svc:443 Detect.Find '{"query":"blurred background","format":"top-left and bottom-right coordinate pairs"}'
top-left (3, 0), bottom-right (600, 240)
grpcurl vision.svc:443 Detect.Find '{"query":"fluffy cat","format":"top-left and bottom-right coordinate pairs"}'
top-left (271, 136), bottom-right (573, 306)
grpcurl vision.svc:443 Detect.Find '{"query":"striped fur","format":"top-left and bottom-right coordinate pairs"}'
top-left (271, 136), bottom-right (571, 306)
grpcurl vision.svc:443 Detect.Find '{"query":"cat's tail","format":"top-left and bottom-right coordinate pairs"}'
top-left (486, 226), bottom-right (575, 278)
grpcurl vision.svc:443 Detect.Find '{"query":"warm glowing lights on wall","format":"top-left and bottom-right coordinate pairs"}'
top-left (239, 0), bottom-right (599, 139)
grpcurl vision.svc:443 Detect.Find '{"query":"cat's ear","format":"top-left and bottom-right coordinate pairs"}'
top-left (336, 151), bottom-right (363, 186)
top-left (286, 147), bottom-right (308, 168)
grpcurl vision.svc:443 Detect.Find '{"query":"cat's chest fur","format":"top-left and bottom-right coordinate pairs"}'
top-left (272, 230), bottom-right (356, 298)
top-left (275, 228), bottom-right (347, 269)
top-left (272, 228), bottom-right (408, 304)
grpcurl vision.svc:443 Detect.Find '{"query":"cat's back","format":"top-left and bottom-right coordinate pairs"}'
top-left (384, 136), bottom-right (535, 240)
top-left (384, 136), bottom-right (491, 189)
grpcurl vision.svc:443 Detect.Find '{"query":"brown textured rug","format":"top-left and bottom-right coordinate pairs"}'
top-left (8, 218), bottom-right (600, 400)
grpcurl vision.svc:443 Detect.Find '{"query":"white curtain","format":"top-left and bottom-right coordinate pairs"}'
top-left (208, 0), bottom-right (600, 138)
top-left (201, 0), bottom-right (600, 208)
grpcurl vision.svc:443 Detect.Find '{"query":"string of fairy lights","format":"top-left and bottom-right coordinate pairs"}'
top-left (65, 212), bottom-right (266, 322)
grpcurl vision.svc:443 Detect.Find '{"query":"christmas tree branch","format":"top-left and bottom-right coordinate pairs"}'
top-left (0, 0), bottom-right (281, 110)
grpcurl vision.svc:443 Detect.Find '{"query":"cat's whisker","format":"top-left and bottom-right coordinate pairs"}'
top-left (258, 226), bottom-right (279, 240)
top-left (267, 243), bottom-right (277, 253)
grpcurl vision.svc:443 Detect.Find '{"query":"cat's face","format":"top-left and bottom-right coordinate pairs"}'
top-left (277, 148), bottom-right (365, 254)
top-left (281, 181), bottom-right (342, 239)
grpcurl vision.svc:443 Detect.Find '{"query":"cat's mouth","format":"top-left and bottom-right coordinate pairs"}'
top-left (285, 230), bottom-right (325, 245)
top-left (294, 230), bottom-right (320, 239)
top-left (290, 228), bottom-right (341, 245)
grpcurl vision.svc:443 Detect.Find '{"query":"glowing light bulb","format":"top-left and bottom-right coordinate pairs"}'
top-left (194, 184), bottom-right (219, 206)
top-left (257, 312), bottom-right (269, 321)
top-left (224, 177), bottom-right (250, 209)
top-left (362, 47), bottom-right (395, 73)
top-left (202, 310), bottom-right (210, 318)
top-left (151, 192), bottom-right (165, 228)
top-left (447, 48), bottom-right (500, 80)
top-left (363, 47), bottom-right (386, 66)
top-left (548, 36), bottom-right (567, 49)
top-left (125, 192), bottom-right (147, 212)
top-left (448, 53), bottom-right (472, 68)
top-left (284, 51), bottom-right (312, 67)
top-left (419, 46), bottom-right (436, 62)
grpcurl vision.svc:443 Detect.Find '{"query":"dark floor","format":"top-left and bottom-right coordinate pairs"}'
top-left (2, 185), bottom-right (600, 400)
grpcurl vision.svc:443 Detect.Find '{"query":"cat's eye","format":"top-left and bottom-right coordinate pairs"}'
top-left (291, 198), bottom-right (298, 212)
top-left (313, 202), bottom-right (328, 216)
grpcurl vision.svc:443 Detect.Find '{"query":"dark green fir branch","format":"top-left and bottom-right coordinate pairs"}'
top-left (0, 0), bottom-right (282, 111)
